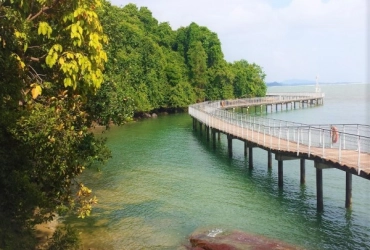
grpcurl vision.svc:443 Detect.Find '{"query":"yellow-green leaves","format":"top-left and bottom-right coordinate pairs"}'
top-left (77, 184), bottom-right (98, 219)
top-left (12, 53), bottom-right (25, 69)
top-left (45, 44), bottom-right (62, 67)
top-left (30, 84), bottom-right (42, 99)
top-left (38, 22), bottom-right (52, 38)
top-left (70, 23), bottom-right (83, 46)
top-left (39, 1), bottom-right (108, 91)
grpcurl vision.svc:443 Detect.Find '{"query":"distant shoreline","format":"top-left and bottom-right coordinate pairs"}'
top-left (266, 82), bottom-right (366, 87)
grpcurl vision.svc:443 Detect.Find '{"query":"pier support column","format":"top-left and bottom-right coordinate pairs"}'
top-left (278, 160), bottom-right (283, 188)
top-left (206, 126), bottom-right (210, 141)
top-left (193, 118), bottom-right (197, 131)
top-left (199, 122), bottom-right (203, 136)
top-left (345, 171), bottom-right (352, 208)
top-left (212, 129), bottom-right (216, 149)
top-left (300, 159), bottom-right (305, 185)
top-left (227, 135), bottom-right (233, 158)
top-left (244, 142), bottom-right (248, 157)
top-left (218, 132), bottom-right (221, 141)
top-left (314, 161), bottom-right (333, 212)
top-left (249, 147), bottom-right (253, 168)
top-left (316, 168), bottom-right (323, 212)
top-left (267, 150), bottom-right (272, 169)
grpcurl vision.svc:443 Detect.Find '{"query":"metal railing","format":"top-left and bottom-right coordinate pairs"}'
top-left (217, 92), bottom-right (325, 109)
top-left (189, 95), bottom-right (370, 175)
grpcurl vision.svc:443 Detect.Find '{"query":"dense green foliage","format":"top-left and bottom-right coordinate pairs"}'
top-left (0, 0), bottom-right (110, 248)
top-left (89, 1), bottom-right (266, 119)
top-left (0, 0), bottom-right (266, 248)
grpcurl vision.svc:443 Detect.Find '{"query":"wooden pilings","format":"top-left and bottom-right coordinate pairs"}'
top-left (278, 160), bottom-right (283, 188)
top-left (206, 126), bottom-right (210, 141)
top-left (191, 96), bottom-right (350, 213)
top-left (316, 168), bottom-right (323, 212)
top-left (229, 97), bottom-right (323, 116)
top-left (345, 171), bottom-right (352, 208)
top-left (199, 121), bottom-right (202, 136)
top-left (227, 135), bottom-right (233, 157)
top-left (212, 129), bottom-right (216, 149)
top-left (249, 147), bottom-right (253, 168)
top-left (300, 159), bottom-right (305, 184)
top-left (267, 150), bottom-right (272, 169)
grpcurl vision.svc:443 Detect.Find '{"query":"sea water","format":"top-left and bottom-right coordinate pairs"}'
top-left (70, 83), bottom-right (370, 249)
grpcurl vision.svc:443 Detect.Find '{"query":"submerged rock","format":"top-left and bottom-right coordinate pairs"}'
top-left (185, 228), bottom-right (303, 250)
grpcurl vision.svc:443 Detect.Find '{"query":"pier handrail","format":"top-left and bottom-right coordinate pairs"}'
top-left (218, 92), bottom-right (325, 109)
top-left (189, 94), bottom-right (370, 175)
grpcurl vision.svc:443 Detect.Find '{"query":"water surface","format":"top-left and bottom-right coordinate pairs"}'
top-left (71, 83), bottom-right (370, 249)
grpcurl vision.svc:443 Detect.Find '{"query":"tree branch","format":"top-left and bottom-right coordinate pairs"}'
top-left (30, 57), bottom-right (40, 62)
top-left (27, 0), bottom-right (60, 21)
top-left (27, 6), bottom-right (50, 21)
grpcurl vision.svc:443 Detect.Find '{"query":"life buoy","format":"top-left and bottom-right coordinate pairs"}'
top-left (331, 126), bottom-right (339, 143)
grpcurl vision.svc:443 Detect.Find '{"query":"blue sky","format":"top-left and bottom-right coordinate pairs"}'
top-left (109, 0), bottom-right (367, 83)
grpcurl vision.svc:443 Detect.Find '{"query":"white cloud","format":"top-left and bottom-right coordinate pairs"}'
top-left (109, 0), bottom-right (367, 83)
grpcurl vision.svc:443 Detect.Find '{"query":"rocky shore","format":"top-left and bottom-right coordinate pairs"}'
top-left (183, 228), bottom-right (303, 250)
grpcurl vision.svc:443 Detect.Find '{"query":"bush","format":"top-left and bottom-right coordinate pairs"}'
top-left (47, 225), bottom-right (81, 250)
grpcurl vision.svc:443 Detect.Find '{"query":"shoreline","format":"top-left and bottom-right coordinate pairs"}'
top-left (34, 216), bottom-right (59, 249)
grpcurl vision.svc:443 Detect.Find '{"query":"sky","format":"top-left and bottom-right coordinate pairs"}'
top-left (109, 0), bottom-right (368, 83)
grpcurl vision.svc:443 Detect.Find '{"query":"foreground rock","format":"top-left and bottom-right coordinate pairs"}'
top-left (184, 228), bottom-right (303, 250)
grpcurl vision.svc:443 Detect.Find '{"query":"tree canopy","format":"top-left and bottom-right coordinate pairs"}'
top-left (0, 0), bottom-right (267, 248)
top-left (92, 1), bottom-right (267, 116)
top-left (0, 0), bottom-right (111, 248)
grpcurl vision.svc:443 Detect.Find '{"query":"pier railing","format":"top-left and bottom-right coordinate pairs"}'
top-left (189, 96), bottom-right (370, 174)
top-left (217, 92), bottom-right (325, 109)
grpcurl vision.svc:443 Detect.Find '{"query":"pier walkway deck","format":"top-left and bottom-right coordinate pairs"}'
top-left (189, 93), bottom-right (370, 211)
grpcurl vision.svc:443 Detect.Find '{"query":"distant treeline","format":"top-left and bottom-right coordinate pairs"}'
top-left (266, 81), bottom-right (358, 87)
top-left (89, 1), bottom-right (267, 124)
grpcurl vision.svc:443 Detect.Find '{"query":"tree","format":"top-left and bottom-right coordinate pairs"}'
top-left (231, 60), bottom-right (267, 98)
top-left (0, 0), bottom-right (110, 248)
top-left (187, 41), bottom-right (208, 100)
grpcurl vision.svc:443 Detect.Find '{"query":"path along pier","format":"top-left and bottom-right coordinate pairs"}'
top-left (188, 92), bottom-right (370, 212)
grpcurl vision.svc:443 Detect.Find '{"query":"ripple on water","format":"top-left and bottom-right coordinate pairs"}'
top-left (72, 88), bottom-right (370, 249)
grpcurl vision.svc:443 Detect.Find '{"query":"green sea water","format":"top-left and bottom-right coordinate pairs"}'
top-left (70, 83), bottom-right (370, 249)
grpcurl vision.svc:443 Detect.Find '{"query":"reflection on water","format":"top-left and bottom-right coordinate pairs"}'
top-left (68, 84), bottom-right (370, 249)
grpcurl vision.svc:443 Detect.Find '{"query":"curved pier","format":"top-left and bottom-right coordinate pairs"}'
top-left (189, 93), bottom-right (370, 211)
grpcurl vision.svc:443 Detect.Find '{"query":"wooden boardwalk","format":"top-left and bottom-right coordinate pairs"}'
top-left (189, 93), bottom-right (370, 211)
top-left (207, 115), bottom-right (370, 179)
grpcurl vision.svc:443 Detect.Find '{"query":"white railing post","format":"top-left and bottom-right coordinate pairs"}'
top-left (357, 136), bottom-right (361, 174)
top-left (322, 129), bottom-right (325, 158)
top-left (241, 116), bottom-right (244, 138)
top-left (252, 118), bottom-right (254, 141)
top-left (308, 126), bottom-right (311, 157)
top-left (247, 117), bottom-right (249, 139)
top-left (343, 126), bottom-right (346, 149)
top-left (338, 132), bottom-right (342, 163)
top-left (297, 128), bottom-right (300, 155)
top-left (287, 128), bottom-right (290, 151)
top-left (278, 126), bottom-right (281, 150)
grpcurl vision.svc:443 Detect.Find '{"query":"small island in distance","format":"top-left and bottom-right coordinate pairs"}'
top-left (266, 79), bottom-right (361, 87)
